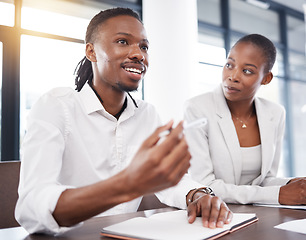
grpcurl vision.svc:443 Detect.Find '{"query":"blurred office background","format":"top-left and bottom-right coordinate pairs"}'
top-left (0, 0), bottom-right (305, 178)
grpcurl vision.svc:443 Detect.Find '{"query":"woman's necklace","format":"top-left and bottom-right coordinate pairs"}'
top-left (232, 110), bottom-right (253, 129)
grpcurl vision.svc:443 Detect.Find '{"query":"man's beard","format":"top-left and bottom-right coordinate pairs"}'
top-left (116, 81), bottom-right (139, 93)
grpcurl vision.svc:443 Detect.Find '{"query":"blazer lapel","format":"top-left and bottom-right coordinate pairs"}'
top-left (252, 98), bottom-right (276, 185)
top-left (214, 86), bottom-right (242, 185)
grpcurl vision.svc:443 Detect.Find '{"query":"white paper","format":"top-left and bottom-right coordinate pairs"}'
top-left (274, 219), bottom-right (306, 234)
top-left (0, 227), bottom-right (29, 240)
top-left (254, 203), bottom-right (306, 210)
top-left (102, 210), bottom-right (256, 240)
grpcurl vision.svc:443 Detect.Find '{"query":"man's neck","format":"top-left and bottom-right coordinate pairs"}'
top-left (89, 82), bottom-right (127, 118)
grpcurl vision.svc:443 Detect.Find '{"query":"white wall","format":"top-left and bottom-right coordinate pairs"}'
top-left (142, 0), bottom-right (198, 124)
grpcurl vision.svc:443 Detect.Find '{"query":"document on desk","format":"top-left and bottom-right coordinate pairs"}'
top-left (100, 210), bottom-right (258, 240)
top-left (254, 203), bottom-right (306, 210)
top-left (274, 219), bottom-right (306, 235)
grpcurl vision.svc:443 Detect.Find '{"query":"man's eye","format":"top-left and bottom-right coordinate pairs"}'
top-left (225, 63), bottom-right (232, 68)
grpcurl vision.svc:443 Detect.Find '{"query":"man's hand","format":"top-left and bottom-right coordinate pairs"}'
top-left (187, 194), bottom-right (233, 228)
top-left (124, 120), bottom-right (192, 197)
top-left (53, 121), bottom-right (191, 227)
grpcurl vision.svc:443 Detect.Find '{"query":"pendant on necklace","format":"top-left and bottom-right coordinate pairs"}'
top-left (242, 124), bottom-right (247, 129)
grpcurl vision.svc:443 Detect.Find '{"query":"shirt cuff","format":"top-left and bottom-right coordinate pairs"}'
top-left (156, 174), bottom-right (203, 209)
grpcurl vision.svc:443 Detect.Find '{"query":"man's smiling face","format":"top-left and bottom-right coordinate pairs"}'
top-left (88, 15), bottom-right (149, 93)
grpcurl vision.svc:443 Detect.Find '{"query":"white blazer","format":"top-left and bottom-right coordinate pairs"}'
top-left (184, 85), bottom-right (290, 204)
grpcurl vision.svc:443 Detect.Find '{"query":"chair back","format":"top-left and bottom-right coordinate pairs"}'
top-left (0, 161), bottom-right (21, 229)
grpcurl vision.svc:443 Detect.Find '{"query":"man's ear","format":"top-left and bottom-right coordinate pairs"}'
top-left (261, 72), bottom-right (273, 85)
top-left (85, 43), bottom-right (97, 62)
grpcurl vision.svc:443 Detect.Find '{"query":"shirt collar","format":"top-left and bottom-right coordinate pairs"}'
top-left (119, 93), bottom-right (137, 122)
top-left (78, 83), bottom-right (105, 115)
top-left (78, 83), bottom-right (138, 120)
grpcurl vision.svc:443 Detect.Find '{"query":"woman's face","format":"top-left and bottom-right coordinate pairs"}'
top-left (222, 41), bottom-right (271, 103)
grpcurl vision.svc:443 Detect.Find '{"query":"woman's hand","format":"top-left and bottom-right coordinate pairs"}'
top-left (279, 177), bottom-right (306, 205)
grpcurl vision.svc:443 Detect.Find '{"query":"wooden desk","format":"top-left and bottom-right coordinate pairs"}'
top-left (1, 205), bottom-right (305, 240)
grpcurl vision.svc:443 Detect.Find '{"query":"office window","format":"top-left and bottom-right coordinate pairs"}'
top-left (289, 52), bottom-right (306, 81)
top-left (286, 15), bottom-right (306, 177)
top-left (20, 35), bottom-right (84, 144)
top-left (287, 16), bottom-right (305, 53)
top-left (198, 29), bottom-right (224, 48)
top-left (289, 81), bottom-right (306, 176)
top-left (230, 0), bottom-right (280, 43)
top-left (197, 0), bottom-right (221, 26)
top-left (287, 16), bottom-right (306, 81)
top-left (194, 61), bottom-right (223, 97)
top-left (21, 0), bottom-right (113, 39)
top-left (0, 0), bottom-right (14, 27)
top-left (195, 29), bottom-right (225, 97)
top-left (275, 49), bottom-right (284, 78)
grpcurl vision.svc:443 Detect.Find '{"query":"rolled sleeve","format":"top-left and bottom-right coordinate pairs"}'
top-left (15, 184), bottom-right (82, 235)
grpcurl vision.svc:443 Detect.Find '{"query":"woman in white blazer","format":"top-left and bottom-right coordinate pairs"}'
top-left (184, 34), bottom-right (306, 205)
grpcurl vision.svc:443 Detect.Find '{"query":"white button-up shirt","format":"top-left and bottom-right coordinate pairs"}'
top-left (15, 84), bottom-right (202, 235)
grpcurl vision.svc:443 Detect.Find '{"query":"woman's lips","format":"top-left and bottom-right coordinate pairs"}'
top-left (224, 85), bottom-right (240, 93)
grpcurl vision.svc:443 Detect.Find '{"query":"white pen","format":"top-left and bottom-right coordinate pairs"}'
top-left (158, 117), bottom-right (208, 138)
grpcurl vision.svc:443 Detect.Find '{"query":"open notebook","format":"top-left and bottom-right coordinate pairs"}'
top-left (101, 210), bottom-right (258, 240)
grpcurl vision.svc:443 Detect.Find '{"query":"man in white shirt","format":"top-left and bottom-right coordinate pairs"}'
top-left (15, 7), bottom-right (232, 235)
